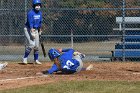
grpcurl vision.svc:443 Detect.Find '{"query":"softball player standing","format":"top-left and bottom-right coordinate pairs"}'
top-left (22, 0), bottom-right (42, 64)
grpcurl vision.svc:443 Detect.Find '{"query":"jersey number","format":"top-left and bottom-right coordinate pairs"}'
top-left (63, 60), bottom-right (74, 69)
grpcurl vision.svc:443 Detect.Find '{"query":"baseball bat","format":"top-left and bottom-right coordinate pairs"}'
top-left (40, 42), bottom-right (47, 57)
top-left (39, 35), bottom-right (47, 57)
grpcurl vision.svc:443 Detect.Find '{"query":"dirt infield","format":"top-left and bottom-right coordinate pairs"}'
top-left (0, 62), bottom-right (140, 90)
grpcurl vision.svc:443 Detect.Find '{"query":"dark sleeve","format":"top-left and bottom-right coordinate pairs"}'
top-left (62, 48), bottom-right (74, 52)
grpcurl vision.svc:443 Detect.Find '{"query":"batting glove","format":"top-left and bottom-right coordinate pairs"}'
top-left (31, 28), bottom-right (36, 39)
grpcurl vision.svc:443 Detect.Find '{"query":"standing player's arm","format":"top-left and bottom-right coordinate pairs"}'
top-left (28, 12), bottom-right (34, 29)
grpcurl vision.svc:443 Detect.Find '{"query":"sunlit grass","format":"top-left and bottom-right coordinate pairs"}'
top-left (0, 80), bottom-right (140, 93)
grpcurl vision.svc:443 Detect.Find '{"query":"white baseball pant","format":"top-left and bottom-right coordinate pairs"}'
top-left (24, 27), bottom-right (39, 49)
top-left (73, 55), bottom-right (83, 73)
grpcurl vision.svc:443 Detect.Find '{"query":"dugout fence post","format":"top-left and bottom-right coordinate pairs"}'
top-left (71, 29), bottom-right (73, 48)
top-left (24, 0), bottom-right (27, 51)
top-left (24, 0), bottom-right (27, 22)
top-left (122, 0), bottom-right (126, 62)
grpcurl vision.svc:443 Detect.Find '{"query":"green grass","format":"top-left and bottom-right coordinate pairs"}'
top-left (0, 80), bottom-right (140, 93)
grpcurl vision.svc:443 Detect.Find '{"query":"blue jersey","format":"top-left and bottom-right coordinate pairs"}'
top-left (25, 9), bottom-right (42, 29)
top-left (48, 49), bottom-right (80, 74)
top-left (59, 49), bottom-right (80, 73)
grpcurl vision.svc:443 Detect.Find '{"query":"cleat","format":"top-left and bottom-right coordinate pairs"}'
top-left (86, 64), bottom-right (93, 70)
top-left (0, 62), bottom-right (8, 70)
top-left (35, 60), bottom-right (42, 65)
top-left (3, 62), bottom-right (8, 68)
top-left (22, 58), bottom-right (28, 64)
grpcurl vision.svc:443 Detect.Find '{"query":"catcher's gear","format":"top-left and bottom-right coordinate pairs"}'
top-left (48, 48), bottom-right (61, 61)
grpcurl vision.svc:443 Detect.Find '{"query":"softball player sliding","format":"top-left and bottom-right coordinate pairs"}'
top-left (22, 0), bottom-right (42, 65)
top-left (42, 48), bottom-right (86, 74)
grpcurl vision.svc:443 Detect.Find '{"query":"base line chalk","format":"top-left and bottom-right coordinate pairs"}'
top-left (0, 75), bottom-right (48, 82)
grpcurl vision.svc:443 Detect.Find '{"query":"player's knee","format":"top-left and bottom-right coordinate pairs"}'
top-left (28, 45), bottom-right (34, 49)
top-left (28, 42), bottom-right (36, 48)
top-left (34, 46), bottom-right (39, 50)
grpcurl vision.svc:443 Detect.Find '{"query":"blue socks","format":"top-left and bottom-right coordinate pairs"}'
top-left (24, 47), bottom-right (32, 58)
top-left (34, 50), bottom-right (39, 61)
top-left (24, 47), bottom-right (39, 61)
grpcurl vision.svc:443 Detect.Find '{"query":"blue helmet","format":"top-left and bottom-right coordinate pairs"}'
top-left (48, 48), bottom-right (61, 61)
top-left (32, 0), bottom-right (41, 5)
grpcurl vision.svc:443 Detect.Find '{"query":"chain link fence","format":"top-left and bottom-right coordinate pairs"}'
top-left (0, 0), bottom-right (140, 62)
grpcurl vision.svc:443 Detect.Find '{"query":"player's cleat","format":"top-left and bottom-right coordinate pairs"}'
top-left (3, 62), bottom-right (8, 68)
top-left (35, 60), bottom-right (42, 65)
top-left (86, 64), bottom-right (93, 70)
top-left (0, 62), bottom-right (8, 70)
top-left (22, 58), bottom-right (28, 64)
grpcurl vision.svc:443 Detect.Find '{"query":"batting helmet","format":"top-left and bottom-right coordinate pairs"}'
top-left (33, 0), bottom-right (41, 5)
top-left (48, 48), bottom-right (61, 61)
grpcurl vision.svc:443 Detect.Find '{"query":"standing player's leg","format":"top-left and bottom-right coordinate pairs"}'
top-left (23, 27), bottom-right (35, 64)
top-left (34, 30), bottom-right (42, 64)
